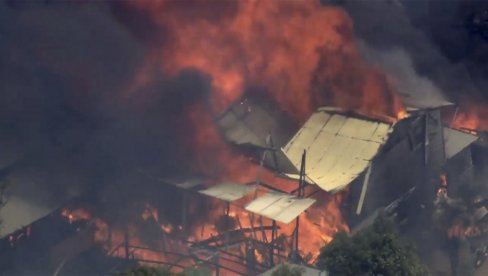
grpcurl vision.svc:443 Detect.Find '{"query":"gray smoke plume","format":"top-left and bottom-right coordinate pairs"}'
top-left (0, 1), bottom-right (208, 232)
top-left (359, 43), bottom-right (451, 109)
top-left (342, 0), bottom-right (487, 105)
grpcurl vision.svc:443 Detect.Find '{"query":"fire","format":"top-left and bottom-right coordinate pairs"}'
top-left (437, 174), bottom-right (448, 196)
top-left (448, 222), bottom-right (481, 239)
top-left (180, 97), bottom-right (349, 259)
top-left (124, 0), bottom-right (404, 122)
top-left (58, 183), bottom-right (347, 272)
top-left (448, 102), bottom-right (488, 133)
top-left (58, 0), bottom-right (409, 271)
top-left (61, 208), bottom-right (92, 224)
top-left (161, 224), bottom-right (173, 234)
top-left (396, 108), bottom-right (408, 120)
top-left (120, 0), bottom-right (372, 264)
top-left (444, 96), bottom-right (488, 135)
top-left (440, 174), bottom-right (447, 186)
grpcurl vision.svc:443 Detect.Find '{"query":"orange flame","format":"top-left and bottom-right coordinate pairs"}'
top-left (124, 0), bottom-right (404, 122)
top-left (448, 101), bottom-right (488, 133)
top-left (61, 208), bottom-right (92, 224)
top-left (121, 0), bottom-right (369, 263)
top-left (448, 222), bottom-right (481, 239)
top-left (59, 0), bottom-right (415, 270)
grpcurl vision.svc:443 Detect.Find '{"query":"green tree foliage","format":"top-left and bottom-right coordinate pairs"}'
top-left (117, 265), bottom-right (211, 276)
top-left (118, 266), bottom-right (175, 276)
top-left (316, 215), bottom-right (427, 276)
top-left (271, 264), bottom-right (304, 276)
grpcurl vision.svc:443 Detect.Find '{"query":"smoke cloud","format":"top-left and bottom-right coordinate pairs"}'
top-left (359, 43), bottom-right (451, 109)
top-left (343, 0), bottom-right (486, 105)
top-left (0, 1), bottom-right (207, 228)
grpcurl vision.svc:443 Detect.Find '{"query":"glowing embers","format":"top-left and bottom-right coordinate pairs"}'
top-left (61, 208), bottom-right (92, 224)
top-left (282, 109), bottom-right (392, 192)
top-left (199, 182), bottom-right (255, 202)
top-left (244, 192), bottom-right (316, 224)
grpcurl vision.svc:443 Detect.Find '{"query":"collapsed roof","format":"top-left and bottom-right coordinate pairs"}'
top-left (282, 108), bottom-right (393, 192)
top-left (216, 97), bottom-right (394, 193)
top-left (216, 93), bottom-right (479, 195)
top-left (216, 95), bottom-right (298, 174)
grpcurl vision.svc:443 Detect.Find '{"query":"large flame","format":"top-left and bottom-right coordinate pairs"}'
top-left (450, 102), bottom-right (488, 132)
top-left (88, 0), bottom-right (408, 270)
top-left (184, 103), bottom-right (348, 259)
top-left (124, 0), bottom-right (404, 122)
top-left (113, 0), bottom-right (405, 266)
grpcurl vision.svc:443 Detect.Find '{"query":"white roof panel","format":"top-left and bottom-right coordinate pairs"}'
top-left (199, 182), bottom-right (255, 202)
top-left (282, 110), bottom-right (392, 192)
top-left (444, 127), bottom-right (478, 159)
top-left (339, 117), bottom-right (376, 139)
top-left (371, 124), bottom-right (392, 143)
top-left (245, 193), bottom-right (316, 224)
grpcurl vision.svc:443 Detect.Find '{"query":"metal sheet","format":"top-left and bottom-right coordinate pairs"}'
top-left (217, 97), bottom-right (293, 148)
top-left (245, 193), bottom-right (316, 224)
top-left (282, 110), bottom-right (392, 192)
top-left (216, 97), bottom-right (298, 174)
top-left (199, 182), bottom-right (255, 202)
top-left (444, 127), bottom-right (478, 159)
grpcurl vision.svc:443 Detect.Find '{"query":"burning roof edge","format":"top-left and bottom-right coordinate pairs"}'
top-left (317, 106), bottom-right (402, 125)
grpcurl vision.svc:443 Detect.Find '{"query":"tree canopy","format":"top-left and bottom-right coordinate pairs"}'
top-left (316, 215), bottom-right (427, 276)
top-left (118, 265), bottom-right (211, 276)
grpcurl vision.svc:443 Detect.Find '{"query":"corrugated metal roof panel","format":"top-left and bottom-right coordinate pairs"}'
top-left (199, 182), bottom-right (255, 202)
top-left (282, 110), bottom-right (392, 192)
top-left (371, 123), bottom-right (391, 143)
top-left (338, 117), bottom-right (377, 140)
top-left (245, 193), bottom-right (316, 224)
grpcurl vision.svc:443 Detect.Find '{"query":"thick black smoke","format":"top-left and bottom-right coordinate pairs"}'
top-left (340, 1), bottom-right (488, 273)
top-left (342, 0), bottom-right (488, 105)
top-left (0, 1), bottom-right (212, 232)
top-left (1, 0), bottom-right (486, 235)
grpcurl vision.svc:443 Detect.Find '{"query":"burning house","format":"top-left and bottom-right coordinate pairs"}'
top-left (213, 90), bottom-right (488, 275)
top-left (2, 0), bottom-right (488, 275)
top-left (0, 96), bottom-right (486, 275)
